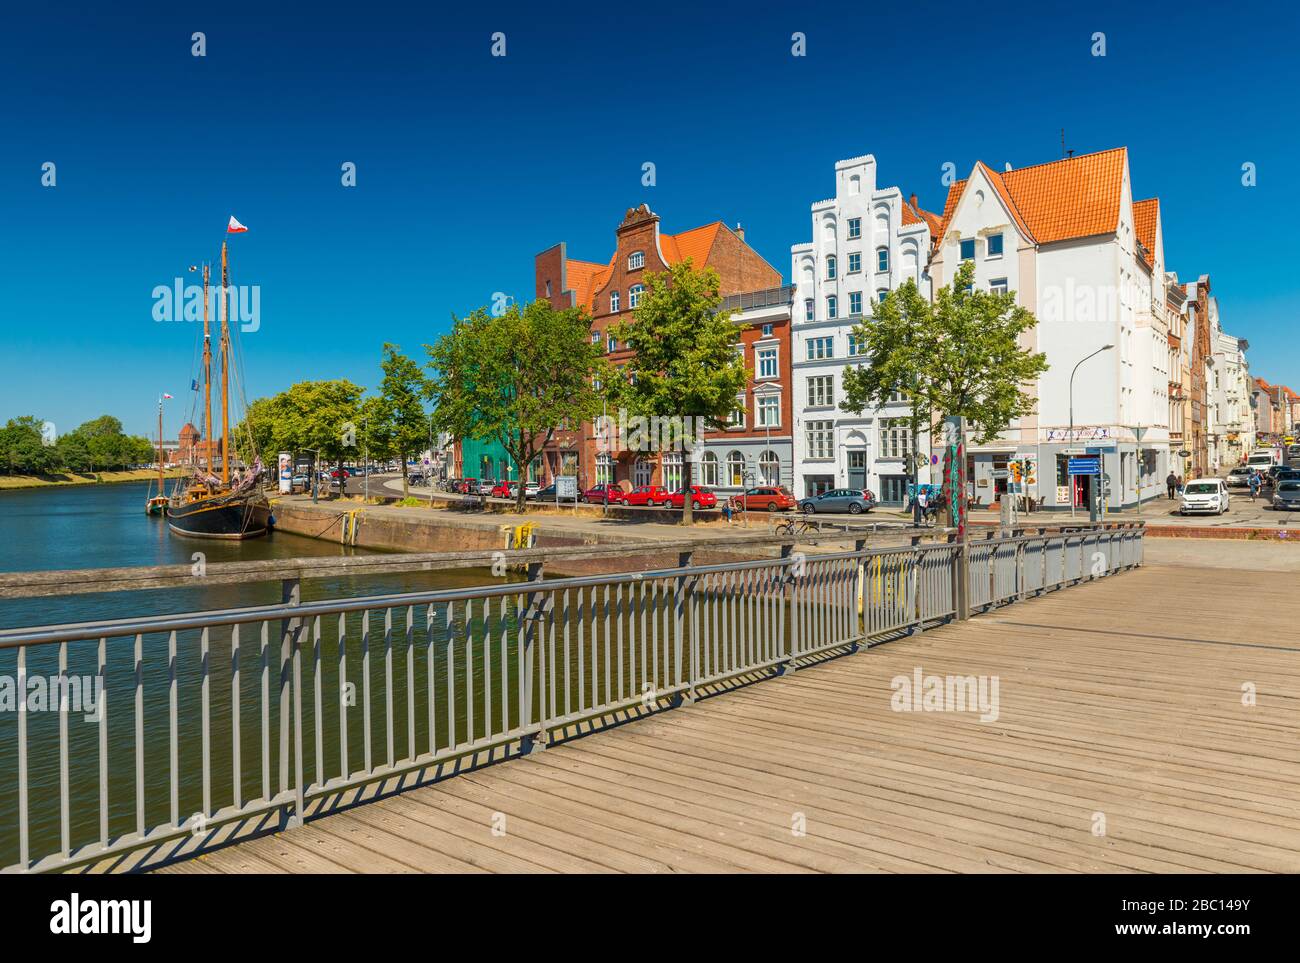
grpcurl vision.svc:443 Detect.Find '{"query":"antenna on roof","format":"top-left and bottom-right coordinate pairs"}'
top-left (1060, 128), bottom-right (1066, 157)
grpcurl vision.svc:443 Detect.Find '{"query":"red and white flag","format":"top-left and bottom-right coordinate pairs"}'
top-left (227, 216), bottom-right (249, 234)
top-left (162, 393), bottom-right (173, 399)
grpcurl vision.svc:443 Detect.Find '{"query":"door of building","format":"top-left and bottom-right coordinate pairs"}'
top-left (880, 475), bottom-right (908, 505)
top-left (847, 450), bottom-right (867, 490)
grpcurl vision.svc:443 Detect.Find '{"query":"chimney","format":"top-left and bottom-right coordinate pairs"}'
top-left (735, 222), bottom-right (745, 242)
top-left (1004, 162), bottom-right (1013, 172)
top-left (909, 193), bottom-right (918, 209)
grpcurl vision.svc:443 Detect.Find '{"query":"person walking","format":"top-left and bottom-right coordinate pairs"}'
top-left (1165, 470), bottom-right (1177, 500)
top-left (1176, 474), bottom-right (1184, 496)
top-left (1249, 470), bottom-right (1262, 501)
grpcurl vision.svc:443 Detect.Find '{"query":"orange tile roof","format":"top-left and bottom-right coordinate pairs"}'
top-left (936, 147), bottom-right (1129, 249)
top-left (1132, 197), bottom-right (1159, 268)
top-left (564, 258), bottom-right (613, 310)
top-left (659, 222), bottom-right (723, 266)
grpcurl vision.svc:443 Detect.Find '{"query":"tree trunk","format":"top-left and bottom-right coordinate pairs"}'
top-left (515, 453), bottom-right (528, 513)
top-left (680, 456), bottom-right (694, 526)
top-left (401, 455), bottom-right (409, 499)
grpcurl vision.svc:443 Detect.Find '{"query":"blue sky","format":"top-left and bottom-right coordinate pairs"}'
top-left (3, 0), bottom-right (1297, 437)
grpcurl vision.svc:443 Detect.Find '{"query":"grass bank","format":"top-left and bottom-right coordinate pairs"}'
top-left (0, 469), bottom-right (186, 491)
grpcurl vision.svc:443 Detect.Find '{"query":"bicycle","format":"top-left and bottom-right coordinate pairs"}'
top-left (775, 516), bottom-right (819, 538)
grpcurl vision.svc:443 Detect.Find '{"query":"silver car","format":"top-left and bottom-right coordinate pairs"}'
top-left (797, 488), bottom-right (877, 515)
top-left (1272, 480), bottom-right (1300, 511)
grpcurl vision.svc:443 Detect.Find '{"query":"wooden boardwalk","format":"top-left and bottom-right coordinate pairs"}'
top-left (157, 560), bottom-right (1300, 873)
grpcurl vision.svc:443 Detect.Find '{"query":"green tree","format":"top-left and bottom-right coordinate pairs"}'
top-left (0, 416), bottom-right (57, 475)
top-left (357, 394), bottom-right (396, 486)
top-left (841, 262), bottom-right (1049, 513)
top-left (427, 299), bottom-right (607, 512)
top-left (608, 260), bottom-right (747, 524)
top-left (379, 343), bottom-right (429, 497)
top-left (273, 380), bottom-right (364, 482)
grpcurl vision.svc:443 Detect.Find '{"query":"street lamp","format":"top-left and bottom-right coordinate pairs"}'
top-left (1068, 344), bottom-right (1114, 518)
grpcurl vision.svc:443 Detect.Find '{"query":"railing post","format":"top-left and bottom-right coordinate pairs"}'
top-left (278, 576), bottom-right (302, 829)
top-left (781, 541), bottom-right (798, 671)
top-left (520, 560), bottom-right (548, 753)
top-left (908, 535), bottom-right (922, 633)
top-left (949, 533), bottom-right (967, 621)
top-left (854, 537), bottom-right (867, 644)
top-left (675, 551), bottom-right (695, 706)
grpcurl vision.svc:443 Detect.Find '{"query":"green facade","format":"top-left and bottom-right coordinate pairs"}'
top-left (458, 437), bottom-right (540, 482)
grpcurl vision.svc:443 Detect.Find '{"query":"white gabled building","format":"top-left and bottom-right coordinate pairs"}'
top-left (928, 146), bottom-right (1174, 511)
top-left (789, 154), bottom-right (941, 504)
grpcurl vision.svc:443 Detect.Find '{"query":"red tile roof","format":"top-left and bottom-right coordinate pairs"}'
top-left (936, 147), bottom-right (1129, 249)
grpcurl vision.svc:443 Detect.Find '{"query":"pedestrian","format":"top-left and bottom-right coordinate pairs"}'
top-left (1165, 470), bottom-right (1177, 500)
top-left (916, 486), bottom-right (930, 527)
top-left (1176, 474), bottom-right (1184, 496)
top-left (1249, 471), bottom-right (1261, 501)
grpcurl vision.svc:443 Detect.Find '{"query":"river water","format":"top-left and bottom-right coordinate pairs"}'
top-left (0, 481), bottom-right (525, 869)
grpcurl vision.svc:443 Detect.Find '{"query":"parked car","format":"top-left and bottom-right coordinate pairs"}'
top-left (622, 485), bottom-right (670, 507)
top-left (1270, 467), bottom-right (1300, 487)
top-left (489, 481), bottom-right (514, 498)
top-left (1179, 478), bottom-right (1230, 515)
top-left (1272, 480), bottom-right (1300, 510)
top-left (407, 471), bottom-right (427, 486)
top-left (798, 488), bottom-right (877, 515)
top-left (666, 486), bottom-right (717, 510)
top-left (1225, 466), bottom-right (1253, 488)
top-left (729, 486), bottom-right (797, 513)
top-left (330, 468), bottom-right (350, 480)
top-left (533, 484), bottom-right (559, 502)
top-left (582, 483), bottom-right (625, 504)
top-left (453, 478), bottom-right (479, 495)
top-left (291, 473), bottom-right (309, 488)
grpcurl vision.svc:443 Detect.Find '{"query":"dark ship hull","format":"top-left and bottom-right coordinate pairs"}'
top-left (167, 489), bottom-right (271, 539)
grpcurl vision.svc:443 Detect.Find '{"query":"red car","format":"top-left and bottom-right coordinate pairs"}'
top-left (452, 478), bottom-right (478, 494)
top-left (667, 485), bottom-right (717, 510)
top-left (622, 485), bottom-right (670, 507)
top-left (489, 481), bottom-right (514, 498)
top-left (729, 486), bottom-right (797, 512)
top-left (581, 483), bottom-right (625, 504)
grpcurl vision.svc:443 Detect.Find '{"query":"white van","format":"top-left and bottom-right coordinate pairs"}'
top-left (1247, 448), bottom-right (1282, 470)
top-left (1180, 478), bottom-right (1230, 515)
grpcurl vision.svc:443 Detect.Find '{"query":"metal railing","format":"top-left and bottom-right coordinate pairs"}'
top-left (720, 284), bottom-right (796, 313)
top-left (0, 524), bottom-right (1142, 873)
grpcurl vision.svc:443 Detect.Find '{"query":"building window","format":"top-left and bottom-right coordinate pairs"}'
top-left (757, 346), bottom-right (778, 379)
top-left (662, 452), bottom-right (683, 490)
top-left (806, 420), bottom-right (834, 460)
top-left (757, 393), bottom-right (780, 427)
top-left (591, 331), bottom-right (600, 345)
top-left (849, 291), bottom-right (863, 316)
top-left (628, 250), bottom-right (644, 270)
top-left (876, 247), bottom-right (889, 272)
top-left (987, 233), bottom-right (1003, 258)
top-left (960, 238), bottom-right (975, 261)
top-left (880, 418), bottom-right (913, 459)
top-left (699, 451), bottom-right (718, 486)
top-left (726, 451), bottom-right (745, 487)
top-left (545, 280), bottom-right (552, 297)
top-left (806, 336), bottom-right (834, 360)
top-left (807, 374), bottom-right (834, 408)
top-left (758, 450), bottom-right (780, 486)
top-left (804, 299), bottom-right (814, 321)
top-left (728, 394), bottom-right (746, 428)
top-left (848, 333), bottom-right (865, 356)
top-left (847, 217), bottom-right (861, 239)
top-left (629, 283), bottom-right (644, 308)
top-left (761, 322), bottom-right (773, 336)
top-left (990, 278), bottom-right (1008, 295)
top-left (610, 290), bottom-right (620, 313)
top-left (826, 255), bottom-right (837, 280)
top-left (826, 296), bottom-right (838, 320)
top-left (847, 251), bottom-right (861, 274)
top-left (630, 457), bottom-right (651, 487)
top-left (607, 333), bottom-right (617, 352)
top-left (595, 452), bottom-right (613, 485)
top-left (876, 289), bottom-right (889, 305)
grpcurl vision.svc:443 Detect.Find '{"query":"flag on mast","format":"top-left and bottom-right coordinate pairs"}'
top-left (227, 216), bottom-right (249, 234)
top-left (162, 393), bottom-right (174, 399)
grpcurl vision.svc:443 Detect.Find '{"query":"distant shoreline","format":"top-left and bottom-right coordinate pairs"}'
top-left (0, 469), bottom-right (187, 492)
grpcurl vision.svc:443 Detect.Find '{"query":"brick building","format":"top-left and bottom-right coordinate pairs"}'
top-left (534, 203), bottom-right (787, 493)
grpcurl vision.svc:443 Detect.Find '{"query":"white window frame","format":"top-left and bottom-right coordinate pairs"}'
top-left (806, 336), bottom-right (834, 361)
top-left (986, 233), bottom-right (1003, 259)
top-left (609, 290), bottom-right (620, 313)
top-left (726, 451), bottom-right (745, 487)
top-left (876, 247), bottom-right (889, 273)
top-left (849, 291), bottom-right (863, 316)
top-left (699, 451), bottom-right (719, 486)
top-left (627, 250), bottom-right (645, 270)
top-left (826, 296), bottom-right (837, 320)
top-left (807, 374), bottom-right (834, 409)
top-left (847, 251), bottom-right (861, 274)
top-left (806, 420), bottom-right (834, 460)
top-left (847, 217), bottom-right (862, 239)
top-left (628, 283), bottom-right (644, 309)
top-left (826, 255), bottom-right (837, 280)
top-left (990, 278), bottom-right (1008, 295)
top-left (757, 391), bottom-right (780, 427)
top-left (756, 345), bottom-right (778, 380)
top-left (728, 394), bottom-right (746, 429)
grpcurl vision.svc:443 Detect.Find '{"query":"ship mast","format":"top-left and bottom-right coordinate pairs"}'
top-left (202, 264), bottom-right (212, 476)
top-left (220, 241), bottom-right (231, 488)
top-left (157, 398), bottom-right (165, 494)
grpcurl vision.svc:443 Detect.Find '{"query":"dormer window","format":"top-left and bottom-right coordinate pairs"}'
top-left (610, 290), bottom-right (620, 313)
top-left (628, 250), bottom-right (644, 271)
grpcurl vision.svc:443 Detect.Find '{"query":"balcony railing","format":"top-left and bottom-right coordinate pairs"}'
top-left (720, 285), bottom-right (796, 314)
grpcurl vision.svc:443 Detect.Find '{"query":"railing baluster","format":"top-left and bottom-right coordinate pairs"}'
top-left (59, 640), bottom-right (69, 857)
top-left (201, 626), bottom-right (211, 820)
top-left (427, 605), bottom-right (437, 753)
top-left (384, 607), bottom-right (394, 768)
top-left (465, 599), bottom-right (475, 746)
top-left (260, 622), bottom-right (270, 804)
top-left (98, 636), bottom-right (108, 848)
top-left (339, 613), bottom-right (348, 780)
top-left (362, 610), bottom-right (372, 775)
top-left (232, 624), bottom-right (241, 810)
top-left (133, 634), bottom-right (143, 839)
top-left (168, 630), bottom-right (178, 830)
top-left (406, 606), bottom-right (415, 760)
top-left (18, 644), bottom-right (29, 868)
top-left (446, 602), bottom-right (456, 748)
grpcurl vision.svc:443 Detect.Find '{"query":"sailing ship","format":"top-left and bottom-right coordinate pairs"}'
top-left (168, 236), bottom-right (271, 539)
top-left (145, 395), bottom-right (169, 515)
